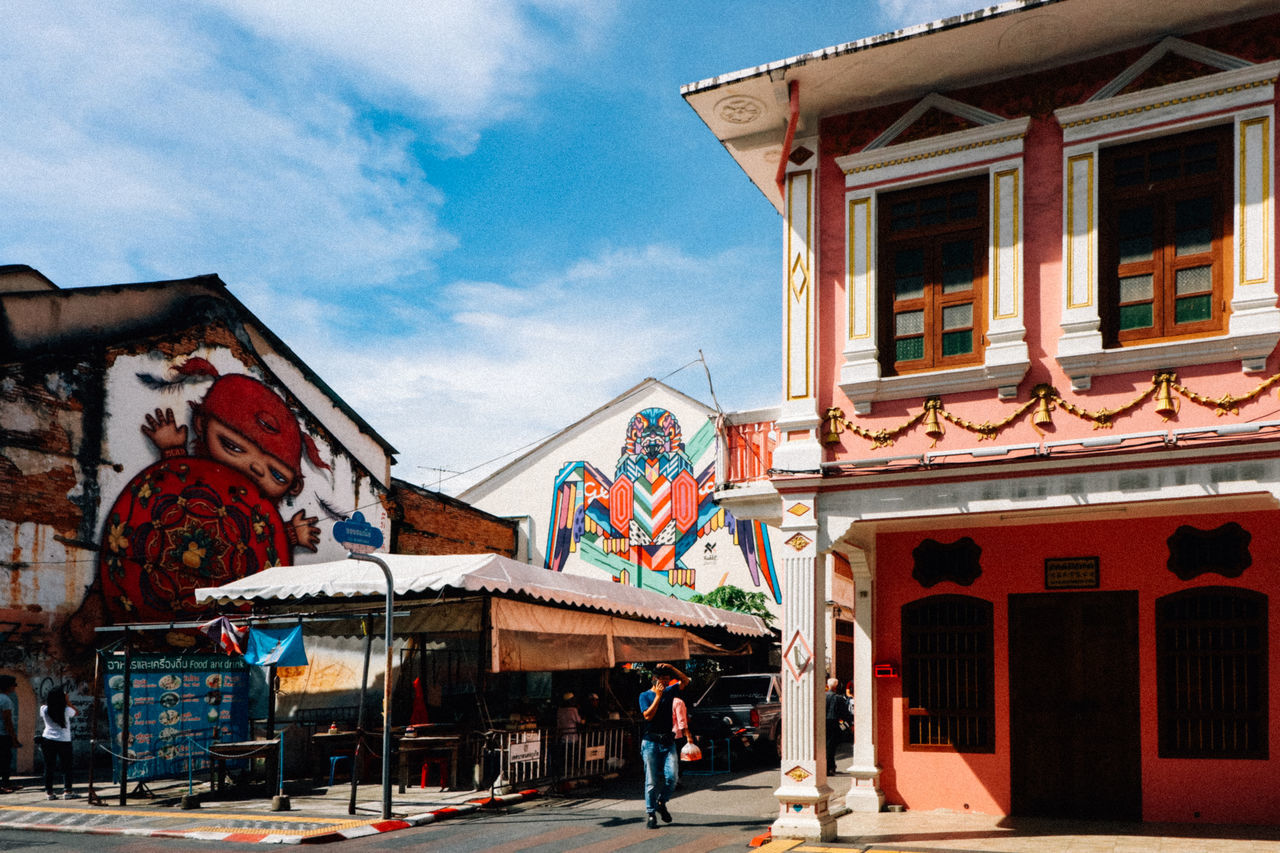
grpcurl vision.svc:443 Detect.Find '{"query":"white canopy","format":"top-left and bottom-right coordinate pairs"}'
top-left (194, 552), bottom-right (772, 639)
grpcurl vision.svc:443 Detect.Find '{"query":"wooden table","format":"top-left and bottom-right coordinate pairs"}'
top-left (397, 735), bottom-right (462, 792)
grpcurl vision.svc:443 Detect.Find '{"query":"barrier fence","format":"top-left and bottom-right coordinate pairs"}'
top-left (484, 722), bottom-right (630, 793)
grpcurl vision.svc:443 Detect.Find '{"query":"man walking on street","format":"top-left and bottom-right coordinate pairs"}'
top-left (638, 662), bottom-right (689, 829)
top-left (824, 677), bottom-right (852, 775)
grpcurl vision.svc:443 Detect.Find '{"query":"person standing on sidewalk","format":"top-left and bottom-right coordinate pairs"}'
top-left (638, 662), bottom-right (689, 829)
top-left (39, 688), bottom-right (78, 800)
top-left (0, 676), bottom-right (19, 793)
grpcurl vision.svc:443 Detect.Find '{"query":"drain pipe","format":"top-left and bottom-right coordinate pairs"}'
top-left (775, 79), bottom-right (800, 200)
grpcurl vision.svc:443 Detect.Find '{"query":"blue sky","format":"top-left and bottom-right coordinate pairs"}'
top-left (4, 0), bottom-right (976, 492)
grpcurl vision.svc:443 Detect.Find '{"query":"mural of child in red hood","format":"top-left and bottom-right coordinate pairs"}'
top-left (98, 358), bottom-right (328, 624)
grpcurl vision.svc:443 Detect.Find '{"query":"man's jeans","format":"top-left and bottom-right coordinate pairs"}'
top-left (640, 735), bottom-right (677, 813)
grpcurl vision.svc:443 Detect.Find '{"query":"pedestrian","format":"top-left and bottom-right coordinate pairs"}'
top-left (39, 687), bottom-right (77, 800)
top-left (556, 692), bottom-right (583, 744)
top-left (0, 675), bottom-right (19, 793)
top-left (581, 692), bottom-right (604, 725)
top-left (638, 662), bottom-right (689, 829)
top-left (671, 692), bottom-right (690, 788)
top-left (824, 677), bottom-right (852, 775)
top-left (844, 681), bottom-right (856, 736)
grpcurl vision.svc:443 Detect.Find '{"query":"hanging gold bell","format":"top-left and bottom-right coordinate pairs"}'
top-left (1154, 373), bottom-right (1178, 419)
top-left (822, 407), bottom-right (845, 444)
top-left (1032, 384), bottom-right (1055, 427)
top-left (923, 398), bottom-right (945, 440)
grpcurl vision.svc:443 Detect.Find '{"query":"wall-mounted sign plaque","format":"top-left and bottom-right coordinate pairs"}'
top-left (1045, 557), bottom-right (1099, 589)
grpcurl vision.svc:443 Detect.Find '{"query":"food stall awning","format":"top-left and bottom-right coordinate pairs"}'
top-left (194, 552), bottom-right (772, 639)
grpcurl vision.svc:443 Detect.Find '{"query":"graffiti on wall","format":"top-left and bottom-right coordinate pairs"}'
top-left (97, 357), bottom-right (329, 623)
top-left (545, 407), bottom-right (780, 602)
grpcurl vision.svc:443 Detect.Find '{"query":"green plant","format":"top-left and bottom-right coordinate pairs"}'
top-left (689, 584), bottom-right (775, 627)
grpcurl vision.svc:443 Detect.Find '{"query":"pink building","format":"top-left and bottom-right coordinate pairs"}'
top-left (686, 0), bottom-right (1280, 838)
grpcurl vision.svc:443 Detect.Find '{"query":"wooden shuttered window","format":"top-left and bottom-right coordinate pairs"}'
top-left (1157, 587), bottom-right (1268, 760)
top-left (1100, 124), bottom-right (1231, 346)
top-left (878, 175), bottom-right (988, 375)
top-left (902, 595), bottom-right (995, 753)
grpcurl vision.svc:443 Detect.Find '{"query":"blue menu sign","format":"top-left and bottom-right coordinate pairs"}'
top-left (105, 654), bottom-right (249, 781)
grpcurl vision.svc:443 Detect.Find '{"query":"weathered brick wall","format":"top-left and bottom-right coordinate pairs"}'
top-left (0, 361), bottom-right (97, 537)
top-left (388, 479), bottom-right (518, 557)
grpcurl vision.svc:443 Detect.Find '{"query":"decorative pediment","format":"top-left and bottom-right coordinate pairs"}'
top-left (1089, 36), bottom-right (1252, 102)
top-left (864, 93), bottom-right (1007, 151)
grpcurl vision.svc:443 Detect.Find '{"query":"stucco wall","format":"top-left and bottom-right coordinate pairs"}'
top-left (875, 509), bottom-right (1280, 824)
top-left (1, 328), bottom-right (392, 770)
top-left (464, 384), bottom-right (784, 621)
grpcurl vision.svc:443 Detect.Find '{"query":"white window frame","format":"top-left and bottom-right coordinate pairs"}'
top-left (836, 112), bottom-right (1031, 414)
top-left (1055, 61), bottom-right (1280, 390)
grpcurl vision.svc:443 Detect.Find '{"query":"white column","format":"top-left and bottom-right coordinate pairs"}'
top-left (772, 493), bottom-right (836, 840)
top-left (841, 545), bottom-right (884, 812)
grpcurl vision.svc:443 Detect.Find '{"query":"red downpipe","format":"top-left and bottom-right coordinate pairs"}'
top-left (775, 79), bottom-right (800, 200)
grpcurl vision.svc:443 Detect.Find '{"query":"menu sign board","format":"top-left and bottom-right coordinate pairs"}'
top-left (105, 654), bottom-right (249, 780)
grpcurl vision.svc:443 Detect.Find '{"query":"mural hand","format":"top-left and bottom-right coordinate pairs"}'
top-left (288, 509), bottom-right (321, 551)
top-left (142, 407), bottom-right (188, 452)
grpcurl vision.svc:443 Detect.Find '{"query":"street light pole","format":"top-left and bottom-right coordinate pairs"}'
top-left (347, 552), bottom-right (394, 820)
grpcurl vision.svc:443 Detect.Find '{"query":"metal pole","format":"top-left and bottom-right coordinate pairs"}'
top-left (119, 628), bottom-right (130, 807)
top-left (347, 553), bottom-right (394, 820)
top-left (349, 616), bottom-right (372, 815)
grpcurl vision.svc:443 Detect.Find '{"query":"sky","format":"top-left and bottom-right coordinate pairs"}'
top-left (3, 0), bottom-right (978, 494)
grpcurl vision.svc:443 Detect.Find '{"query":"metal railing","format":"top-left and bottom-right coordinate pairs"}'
top-left (484, 723), bottom-right (629, 793)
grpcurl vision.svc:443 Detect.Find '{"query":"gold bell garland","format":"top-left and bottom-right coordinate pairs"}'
top-left (821, 368), bottom-right (1280, 449)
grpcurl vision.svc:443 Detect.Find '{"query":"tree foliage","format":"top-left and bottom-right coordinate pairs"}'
top-left (689, 584), bottom-right (775, 627)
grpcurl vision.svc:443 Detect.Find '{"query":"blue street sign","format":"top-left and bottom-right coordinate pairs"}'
top-left (334, 511), bottom-right (384, 553)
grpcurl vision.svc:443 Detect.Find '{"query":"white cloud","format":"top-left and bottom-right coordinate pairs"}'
top-left (1, 2), bottom-right (449, 288)
top-left (876, 0), bottom-right (991, 28)
top-left (203, 0), bottom-right (618, 154)
top-left (300, 242), bottom-right (776, 492)
top-left (2, 1), bottom-right (776, 495)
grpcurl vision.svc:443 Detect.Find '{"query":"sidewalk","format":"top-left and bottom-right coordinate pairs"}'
top-left (3, 765), bottom-right (1280, 850)
top-left (0, 773), bottom-right (539, 844)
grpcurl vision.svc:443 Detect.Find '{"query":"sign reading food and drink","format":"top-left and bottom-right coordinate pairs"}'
top-left (105, 654), bottom-right (249, 780)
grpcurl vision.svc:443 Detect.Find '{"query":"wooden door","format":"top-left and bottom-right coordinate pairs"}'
top-left (1008, 592), bottom-right (1141, 820)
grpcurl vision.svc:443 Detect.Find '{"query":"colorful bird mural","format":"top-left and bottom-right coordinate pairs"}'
top-left (545, 407), bottom-right (780, 602)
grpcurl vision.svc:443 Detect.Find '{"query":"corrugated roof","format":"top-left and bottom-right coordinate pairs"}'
top-left (194, 552), bottom-right (772, 638)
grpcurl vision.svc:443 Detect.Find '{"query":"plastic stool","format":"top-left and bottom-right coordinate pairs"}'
top-left (328, 755), bottom-right (350, 787)
top-left (420, 756), bottom-right (450, 789)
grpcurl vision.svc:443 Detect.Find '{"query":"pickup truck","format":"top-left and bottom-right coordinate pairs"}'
top-left (688, 673), bottom-right (782, 763)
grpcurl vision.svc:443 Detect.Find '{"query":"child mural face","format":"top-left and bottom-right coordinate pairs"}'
top-left (191, 373), bottom-right (306, 502)
top-left (202, 417), bottom-right (298, 500)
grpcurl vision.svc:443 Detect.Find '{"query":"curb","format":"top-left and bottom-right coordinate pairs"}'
top-left (0, 788), bottom-right (545, 845)
top-left (299, 789), bottom-right (542, 844)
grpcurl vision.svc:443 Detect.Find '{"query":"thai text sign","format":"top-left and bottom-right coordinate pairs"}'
top-left (105, 654), bottom-right (249, 780)
top-left (1045, 557), bottom-right (1100, 590)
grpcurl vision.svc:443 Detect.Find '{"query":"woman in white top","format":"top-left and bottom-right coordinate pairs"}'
top-left (39, 688), bottom-right (77, 800)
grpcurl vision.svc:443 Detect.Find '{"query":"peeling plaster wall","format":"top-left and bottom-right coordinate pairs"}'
top-left (0, 312), bottom-right (394, 771)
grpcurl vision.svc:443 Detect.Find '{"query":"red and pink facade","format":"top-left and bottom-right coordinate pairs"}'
top-left (687, 0), bottom-right (1280, 837)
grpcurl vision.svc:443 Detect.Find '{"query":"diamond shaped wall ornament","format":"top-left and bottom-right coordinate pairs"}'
top-left (787, 502), bottom-right (810, 517)
top-left (784, 630), bottom-right (814, 682)
top-left (786, 765), bottom-right (812, 783)
top-left (790, 254), bottom-right (808, 299)
top-left (784, 532), bottom-right (812, 552)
